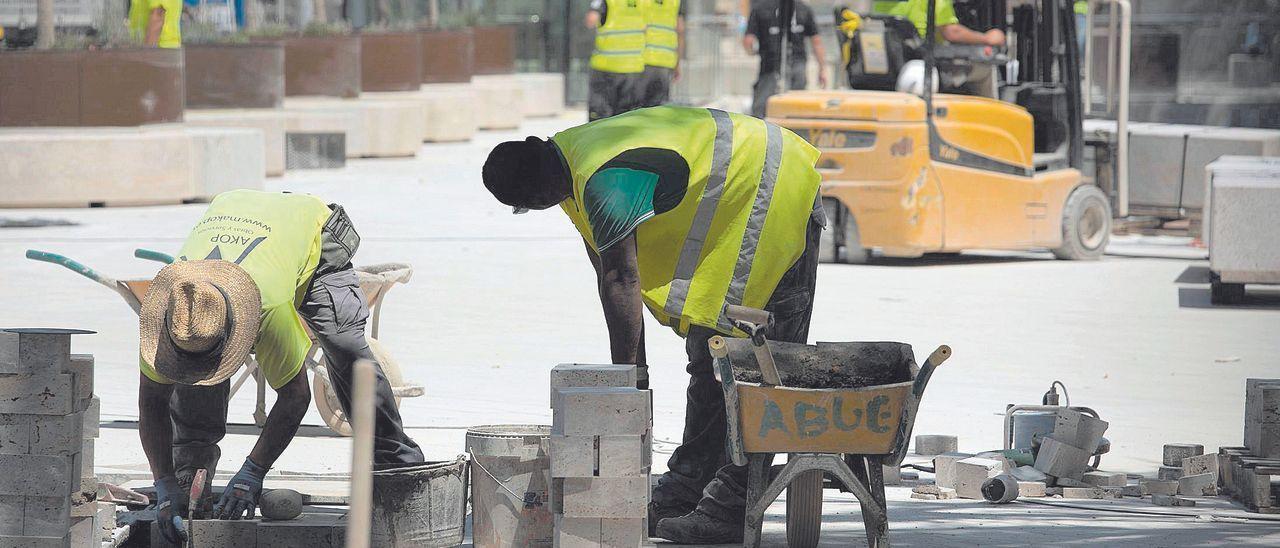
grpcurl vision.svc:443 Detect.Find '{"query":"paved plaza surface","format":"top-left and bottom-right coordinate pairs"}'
top-left (2, 112), bottom-right (1279, 545)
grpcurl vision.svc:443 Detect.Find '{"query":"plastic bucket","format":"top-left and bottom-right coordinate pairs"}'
top-left (370, 455), bottom-right (469, 547)
top-left (465, 425), bottom-right (553, 548)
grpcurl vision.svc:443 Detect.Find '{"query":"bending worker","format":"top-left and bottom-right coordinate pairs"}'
top-left (482, 106), bottom-right (824, 544)
top-left (138, 190), bottom-right (423, 545)
top-left (638, 0), bottom-right (685, 108)
top-left (586, 0), bottom-right (647, 120)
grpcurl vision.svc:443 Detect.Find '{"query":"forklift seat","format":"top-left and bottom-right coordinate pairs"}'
top-left (839, 13), bottom-right (925, 92)
top-left (1002, 83), bottom-right (1071, 169)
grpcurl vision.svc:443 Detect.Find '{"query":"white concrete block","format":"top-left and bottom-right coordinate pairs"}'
top-left (1033, 437), bottom-right (1090, 481)
top-left (559, 477), bottom-right (649, 518)
top-left (550, 364), bottom-right (639, 407)
top-left (23, 496), bottom-right (71, 537)
top-left (913, 434), bottom-right (958, 456)
top-left (1186, 129), bottom-right (1280, 209)
top-left (187, 127), bottom-right (268, 200)
top-left (1158, 465), bottom-right (1183, 481)
top-left (1208, 172), bottom-right (1280, 284)
top-left (554, 514), bottom-right (602, 548)
top-left (29, 412), bottom-right (84, 456)
top-left (0, 534), bottom-right (69, 547)
top-left (1142, 480), bottom-right (1179, 496)
top-left (953, 457), bottom-right (1002, 500)
top-left (1052, 410), bottom-right (1109, 455)
top-left (0, 331), bottom-right (70, 375)
top-left (911, 485), bottom-right (957, 499)
top-left (1162, 444), bottom-right (1204, 467)
top-left (1177, 473), bottom-right (1218, 496)
top-left (1152, 494), bottom-right (1196, 507)
top-left (0, 374), bottom-right (77, 415)
top-left (67, 354), bottom-right (93, 404)
top-left (68, 516), bottom-right (95, 548)
top-left (598, 434), bottom-right (650, 478)
top-left (0, 415), bottom-right (32, 455)
top-left (467, 78), bottom-right (526, 130)
top-left (550, 435), bottom-right (596, 478)
top-left (882, 464), bottom-right (902, 486)
top-left (552, 388), bottom-right (651, 436)
top-left (487, 73), bottom-right (565, 118)
top-left (82, 396), bottom-right (100, 439)
top-left (415, 84), bottom-right (481, 142)
top-left (0, 454), bottom-right (77, 496)
top-left (1182, 454), bottom-right (1219, 477)
top-left (600, 517), bottom-right (644, 548)
top-left (0, 496), bottom-right (21, 535)
top-left (1081, 471), bottom-right (1126, 487)
top-left (932, 452), bottom-right (973, 490)
top-left (1060, 486), bottom-right (1114, 499)
top-left (285, 96), bottom-right (425, 159)
top-left (186, 109), bottom-right (290, 176)
top-left (80, 439), bottom-right (94, 480)
top-left (1017, 481), bottom-right (1047, 497)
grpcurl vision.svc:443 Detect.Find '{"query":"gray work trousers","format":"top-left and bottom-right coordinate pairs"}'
top-left (751, 61), bottom-right (808, 119)
top-left (170, 239), bottom-right (424, 508)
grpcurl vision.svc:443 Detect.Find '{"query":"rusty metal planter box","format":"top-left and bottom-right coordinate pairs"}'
top-left (420, 28), bottom-right (474, 83)
top-left (360, 32), bottom-right (423, 92)
top-left (0, 48), bottom-right (183, 127)
top-left (278, 35), bottom-right (361, 98)
top-left (185, 43), bottom-right (285, 109)
top-left (473, 25), bottom-right (515, 75)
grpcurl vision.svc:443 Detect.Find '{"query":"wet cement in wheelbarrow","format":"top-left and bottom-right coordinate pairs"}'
top-left (732, 344), bottom-right (913, 389)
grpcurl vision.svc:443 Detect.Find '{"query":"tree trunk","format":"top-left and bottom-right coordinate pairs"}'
top-left (36, 0), bottom-right (55, 49)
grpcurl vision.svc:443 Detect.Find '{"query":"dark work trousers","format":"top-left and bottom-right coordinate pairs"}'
top-left (639, 66), bottom-right (675, 108)
top-left (169, 256), bottom-right (425, 507)
top-left (651, 215), bottom-right (823, 524)
top-left (588, 69), bottom-right (645, 121)
top-left (750, 60), bottom-right (809, 118)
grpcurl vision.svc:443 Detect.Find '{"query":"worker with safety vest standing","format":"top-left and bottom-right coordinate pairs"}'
top-left (638, 0), bottom-right (685, 108)
top-left (481, 106), bottom-right (825, 544)
top-left (586, 0), bottom-right (647, 120)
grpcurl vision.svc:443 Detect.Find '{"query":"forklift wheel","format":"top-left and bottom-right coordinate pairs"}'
top-left (819, 197), bottom-right (869, 264)
top-left (1210, 273), bottom-right (1246, 305)
top-left (1051, 185), bottom-right (1111, 261)
top-left (785, 469), bottom-right (824, 548)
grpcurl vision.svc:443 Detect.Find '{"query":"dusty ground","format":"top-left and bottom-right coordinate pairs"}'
top-left (3, 111), bottom-right (1279, 545)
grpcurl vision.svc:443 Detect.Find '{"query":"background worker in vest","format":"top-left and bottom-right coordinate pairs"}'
top-left (128, 0), bottom-right (183, 48)
top-left (138, 190), bottom-right (424, 545)
top-left (887, 0), bottom-right (1005, 96)
top-left (745, 0), bottom-right (828, 118)
top-left (638, 0), bottom-right (686, 108)
top-left (586, 0), bottom-right (647, 120)
top-left (481, 106), bottom-right (825, 544)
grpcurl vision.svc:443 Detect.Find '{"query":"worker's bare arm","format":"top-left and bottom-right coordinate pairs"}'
top-left (742, 34), bottom-right (756, 55)
top-left (585, 10), bottom-right (601, 29)
top-left (145, 6), bottom-right (165, 47)
top-left (810, 35), bottom-right (828, 87)
top-left (246, 371), bottom-right (310, 469)
top-left (939, 23), bottom-right (1005, 47)
top-left (594, 234), bottom-right (647, 379)
top-left (138, 374), bottom-right (176, 479)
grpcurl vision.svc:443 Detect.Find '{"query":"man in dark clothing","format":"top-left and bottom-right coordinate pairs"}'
top-left (745, 0), bottom-right (828, 118)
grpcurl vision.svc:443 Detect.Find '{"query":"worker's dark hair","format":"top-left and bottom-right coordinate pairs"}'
top-left (483, 137), bottom-right (561, 208)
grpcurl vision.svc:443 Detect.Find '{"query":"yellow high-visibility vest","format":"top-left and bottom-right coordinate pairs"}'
top-left (642, 0), bottom-right (681, 69)
top-left (591, 0), bottom-right (647, 74)
top-left (553, 106), bottom-right (822, 336)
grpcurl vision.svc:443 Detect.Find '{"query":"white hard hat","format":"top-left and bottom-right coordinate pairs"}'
top-left (896, 60), bottom-right (940, 96)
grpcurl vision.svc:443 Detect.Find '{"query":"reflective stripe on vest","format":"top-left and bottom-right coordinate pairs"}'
top-left (591, 0), bottom-right (647, 73)
top-left (642, 0), bottom-right (680, 68)
top-left (552, 106), bottom-right (821, 336)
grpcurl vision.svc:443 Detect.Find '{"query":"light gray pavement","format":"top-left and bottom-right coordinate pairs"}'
top-left (3, 111), bottom-right (1280, 545)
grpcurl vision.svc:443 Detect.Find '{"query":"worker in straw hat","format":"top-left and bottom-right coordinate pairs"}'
top-left (138, 190), bottom-right (423, 545)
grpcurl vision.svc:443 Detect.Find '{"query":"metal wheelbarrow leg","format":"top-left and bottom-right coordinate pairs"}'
top-left (743, 453), bottom-right (890, 548)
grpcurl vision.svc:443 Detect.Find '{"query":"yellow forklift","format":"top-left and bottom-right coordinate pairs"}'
top-left (768, 0), bottom-right (1112, 263)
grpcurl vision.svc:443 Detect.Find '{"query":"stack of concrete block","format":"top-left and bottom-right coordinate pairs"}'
top-left (1245, 379), bottom-right (1280, 459)
top-left (549, 365), bottom-right (651, 548)
top-left (1158, 443), bottom-right (1203, 482)
top-left (0, 329), bottom-right (97, 547)
top-left (1032, 409), bottom-right (1108, 483)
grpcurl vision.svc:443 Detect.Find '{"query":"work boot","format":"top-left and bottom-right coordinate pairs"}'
top-left (648, 500), bottom-right (695, 537)
top-left (654, 509), bottom-right (744, 544)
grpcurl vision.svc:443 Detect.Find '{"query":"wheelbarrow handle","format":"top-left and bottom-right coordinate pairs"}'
top-left (911, 345), bottom-right (952, 398)
top-left (25, 249), bottom-right (118, 289)
top-left (134, 248), bottom-right (175, 265)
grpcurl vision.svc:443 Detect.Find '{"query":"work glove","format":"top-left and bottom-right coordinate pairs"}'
top-left (636, 364), bottom-right (650, 390)
top-left (153, 475), bottom-right (189, 545)
top-left (213, 457), bottom-right (269, 520)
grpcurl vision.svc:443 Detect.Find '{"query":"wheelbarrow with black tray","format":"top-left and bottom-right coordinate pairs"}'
top-left (710, 305), bottom-right (952, 548)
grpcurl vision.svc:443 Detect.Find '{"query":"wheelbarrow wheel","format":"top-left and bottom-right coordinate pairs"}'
top-left (786, 469), bottom-right (825, 548)
top-left (313, 336), bottom-right (405, 437)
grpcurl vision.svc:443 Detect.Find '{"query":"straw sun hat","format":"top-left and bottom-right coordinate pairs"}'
top-left (139, 260), bottom-right (261, 386)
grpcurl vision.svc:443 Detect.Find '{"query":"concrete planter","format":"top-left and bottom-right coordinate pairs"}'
top-left (185, 43), bottom-right (285, 109)
top-left (0, 48), bottom-right (183, 127)
top-left (360, 32), bottom-right (423, 92)
top-left (420, 28), bottom-right (474, 83)
top-left (278, 35), bottom-right (361, 98)
top-left (473, 25), bottom-right (516, 75)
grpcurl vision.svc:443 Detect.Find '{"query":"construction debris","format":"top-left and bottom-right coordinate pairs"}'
top-left (1060, 486), bottom-right (1118, 499)
top-left (1017, 481), bottom-right (1048, 498)
top-left (1141, 480), bottom-right (1180, 496)
top-left (1163, 443), bottom-right (1205, 466)
top-left (1152, 494), bottom-right (1197, 507)
top-left (911, 485), bottom-right (957, 500)
top-left (914, 435), bottom-right (959, 456)
top-left (1178, 473), bottom-right (1218, 496)
top-left (953, 457), bottom-right (1004, 499)
top-left (1081, 471), bottom-right (1126, 487)
top-left (550, 365), bottom-right (650, 547)
top-left (1034, 437), bottom-right (1091, 481)
top-left (1158, 465), bottom-right (1184, 481)
top-left (1182, 453), bottom-right (1219, 477)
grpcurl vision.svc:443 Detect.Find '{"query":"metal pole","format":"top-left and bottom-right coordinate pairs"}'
top-left (1113, 0), bottom-right (1130, 217)
top-left (1083, 0), bottom-right (1094, 114)
top-left (924, 0), bottom-right (936, 113)
top-left (345, 359), bottom-right (376, 548)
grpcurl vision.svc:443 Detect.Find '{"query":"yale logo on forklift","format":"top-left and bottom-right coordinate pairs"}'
top-left (804, 129), bottom-right (876, 150)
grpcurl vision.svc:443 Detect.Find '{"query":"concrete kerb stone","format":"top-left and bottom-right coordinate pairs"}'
top-left (364, 89), bottom-right (479, 143)
top-left (469, 78), bottom-right (525, 130)
top-left (1163, 444), bottom-right (1204, 467)
top-left (911, 485), bottom-right (957, 499)
top-left (953, 457), bottom-right (1003, 500)
top-left (1060, 486), bottom-right (1116, 499)
top-left (914, 434), bottom-right (959, 456)
top-left (1177, 473), bottom-right (1218, 496)
top-left (932, 452), bottom-right (973, 490)
top-left (255, 511), bottom-right (346, 547)
top-left (549, 364), bottom-right (639, 408)
top-left (1142, 479), bottom-right (1180, 496)
top-left (491, 73), bottom-right (566, 118)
